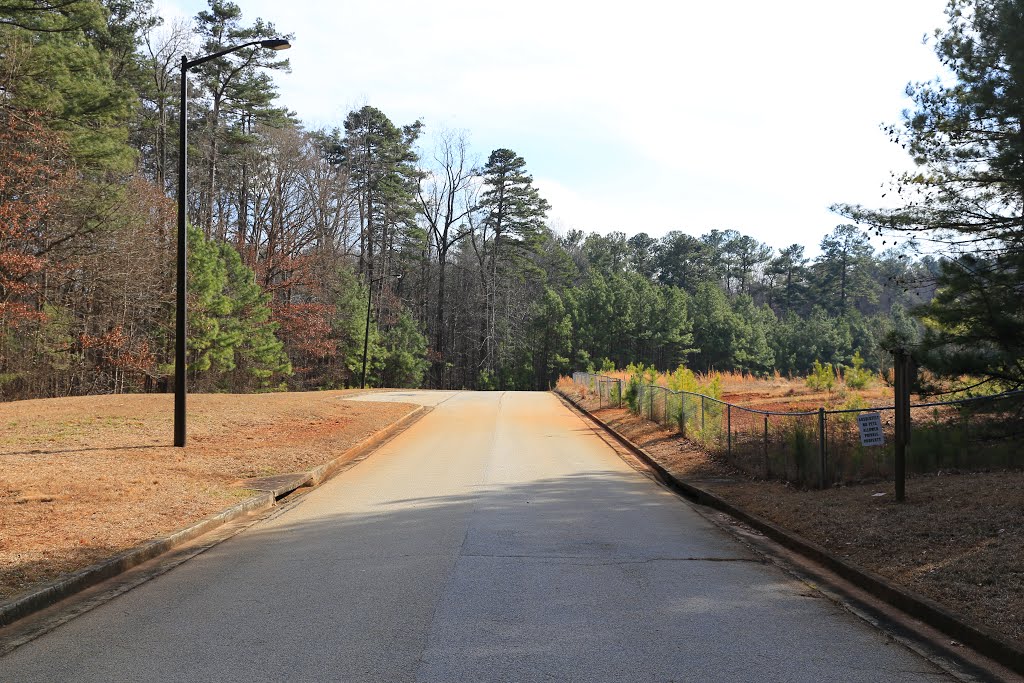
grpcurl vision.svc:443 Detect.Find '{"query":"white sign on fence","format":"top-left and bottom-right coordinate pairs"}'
top-left (856, 412), bottom-right (885, 447)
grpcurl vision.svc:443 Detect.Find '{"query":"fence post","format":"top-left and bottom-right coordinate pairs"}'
top-left (727, 404), bottom-right (732, 459)
top-left (763, 415), bottom-right (769, 477)
top-left (679, 394), bottom-right (686, 437)
top-left (818, 407), bottom-right (826, 489)
top-left (618, 379), bottom-right (623, 408)
top-left (649, 385), bottom-right (654, 420)
top-left (893, 349), bottom-right (912, 502)
top-left (678, 394), bottom-right (683, 434)
top-left (701, 396), bottom-right (705, 438)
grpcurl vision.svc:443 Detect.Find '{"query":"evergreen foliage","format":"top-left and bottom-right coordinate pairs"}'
top-left (478, 148), bottom-right (551, 273)
top-left (835, 0), bottom-right (1024, 387)
top-left (379, 307), bottom-right (429, 389)
top-left (1, 0), bottom-right (136, 173)
top-left (186, 224), bottom-right (290, 390)
top-left (3, 0), bottom-right (1011, 398)
top-left (842, 350), bottom-right (874, 390)
top-left (340, 105), bottom-right (422, 279)
top-left (328, 269), bottom-right (383, 388)
top-left (806, 360), bottom-right (836, 392)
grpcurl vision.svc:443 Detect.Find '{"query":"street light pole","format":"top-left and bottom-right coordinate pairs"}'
top-left (360, 280), bottom-right (375, 390)
top-left (174, 53), bottom-right (188, 448)
top-left (174, 38), bottom-right (290, 447)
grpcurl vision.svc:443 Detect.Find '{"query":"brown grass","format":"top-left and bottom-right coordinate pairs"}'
top-left (0, 391), bottom-right (416, 602)
top-left (585, 367), bottom-right (893, 407)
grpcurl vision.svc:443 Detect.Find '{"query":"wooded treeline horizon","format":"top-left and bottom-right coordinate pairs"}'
top-left (2, 0), bottom-right (1021, 399)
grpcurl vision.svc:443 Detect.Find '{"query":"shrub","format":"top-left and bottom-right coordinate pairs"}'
top-left (624, 362), bottom-right (658, 412)
top-left (667, 364), bottom-right (699, 393)
top-left (624, 362), bottom-right (644, 411)
top-left (843, 350), bottom-right (874, 390)
top-left (609, 379), bottom-right (623, 406)
top-left (702, 372), bottom-right (723, 400)
top-left (806, 359), bottom-right (835, 392)
top-left (478, 369), bottom-right (498, 390)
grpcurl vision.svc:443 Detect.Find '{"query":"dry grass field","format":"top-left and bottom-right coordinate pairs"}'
top-left (0, 391), bottom-right (416, 602)
top-left (594, 367), bottom-right (894, 411)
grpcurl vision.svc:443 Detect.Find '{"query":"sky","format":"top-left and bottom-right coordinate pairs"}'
top-left (156, 0), bottom-right (952, 255)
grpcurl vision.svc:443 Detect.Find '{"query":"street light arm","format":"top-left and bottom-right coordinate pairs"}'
top-left (183, 38), bottom-right (290, 70)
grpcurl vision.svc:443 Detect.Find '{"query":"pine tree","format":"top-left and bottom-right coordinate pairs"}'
top-left (186, 224), bottom-right (290, 389)
top-left (339, 105), bottom-right (422, 282)
top-left (527, 286), bottom-right (571, 389)
top-left (835, 0), bottom-right (1024, 384)
top-left (191, 0), bottom-right (291, 237)
top-left (380, 307), bottom-right (429, 388)
top-left (0, 0), bottom-right (136, 174)
top-left (813, 225), bottom-right (879, 315)
top-left (654, 231), bottom-right (714, 294)
top-left (475, 148), bottom-right (550, 375)
top-left (768, 244), bottom-right (809, 314)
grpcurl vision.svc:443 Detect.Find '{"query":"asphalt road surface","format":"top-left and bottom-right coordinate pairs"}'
top-left (0, 391), bottom-right (953, 682)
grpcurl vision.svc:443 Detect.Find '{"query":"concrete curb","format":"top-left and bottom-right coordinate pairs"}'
top-left (306, 404), bottom-right (427, 487)
top-left (554, 390), bottom-right (1024, 677)
top-left (0, 402), bottom-right (427, 628)
top-left (0, 492), bottom-right (274, 628)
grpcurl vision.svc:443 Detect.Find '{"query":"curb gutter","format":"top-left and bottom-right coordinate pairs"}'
top-left (0, 403), bottom-right (427, 628)
top-left (555, 390), bottom-right (1024, 677)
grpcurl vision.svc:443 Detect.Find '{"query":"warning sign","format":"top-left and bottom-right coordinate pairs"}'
top-left (856, 412), bottom-right (885, 447)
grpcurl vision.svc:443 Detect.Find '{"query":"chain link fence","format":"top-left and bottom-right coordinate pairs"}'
top-left (571, 372), bottom-right (623, 409)
top-left (571, 372), bottom-right (1024, 488)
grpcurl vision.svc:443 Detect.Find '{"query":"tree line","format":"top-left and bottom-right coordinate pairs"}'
top-left (0, 0), bottom-right (1017, 398)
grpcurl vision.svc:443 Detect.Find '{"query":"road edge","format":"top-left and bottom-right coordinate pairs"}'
top-left (553, 390), bottom-right (1024, 678)
top-left (0, 402), bottom-right (428, 628)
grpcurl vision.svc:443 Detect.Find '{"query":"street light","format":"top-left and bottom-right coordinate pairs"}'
top-left (175, 38), bottom-right (291, 448)
top-left (360, 273), bottom-right (401, 389)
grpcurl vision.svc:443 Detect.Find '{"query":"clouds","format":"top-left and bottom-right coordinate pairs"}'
top-left (160, 0), bottom-right (949, 252)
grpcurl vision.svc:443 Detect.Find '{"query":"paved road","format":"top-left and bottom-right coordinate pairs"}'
top-left (1, 391), bottom-right (951, 682)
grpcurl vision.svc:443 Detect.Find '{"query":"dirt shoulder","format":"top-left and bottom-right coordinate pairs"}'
top-left (562, 388), bottom-right (1023, 647)
top-left (0, 391), bottom-right (416, 602)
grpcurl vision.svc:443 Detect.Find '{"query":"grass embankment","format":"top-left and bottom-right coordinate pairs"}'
top-left (0, 391), bottom-right (416, 601)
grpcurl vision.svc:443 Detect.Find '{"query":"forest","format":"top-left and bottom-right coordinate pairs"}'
top-left (1, 0), bottom-right (1021, 398)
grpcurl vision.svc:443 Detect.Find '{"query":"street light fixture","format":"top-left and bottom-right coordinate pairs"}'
top-left (175, 38), bottom-right (291, 448)
top-left (360, 273), bottom-right (401, 390)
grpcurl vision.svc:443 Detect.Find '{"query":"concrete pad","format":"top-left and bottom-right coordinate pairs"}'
top-left (344, 390), bottom-right (462, 406)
